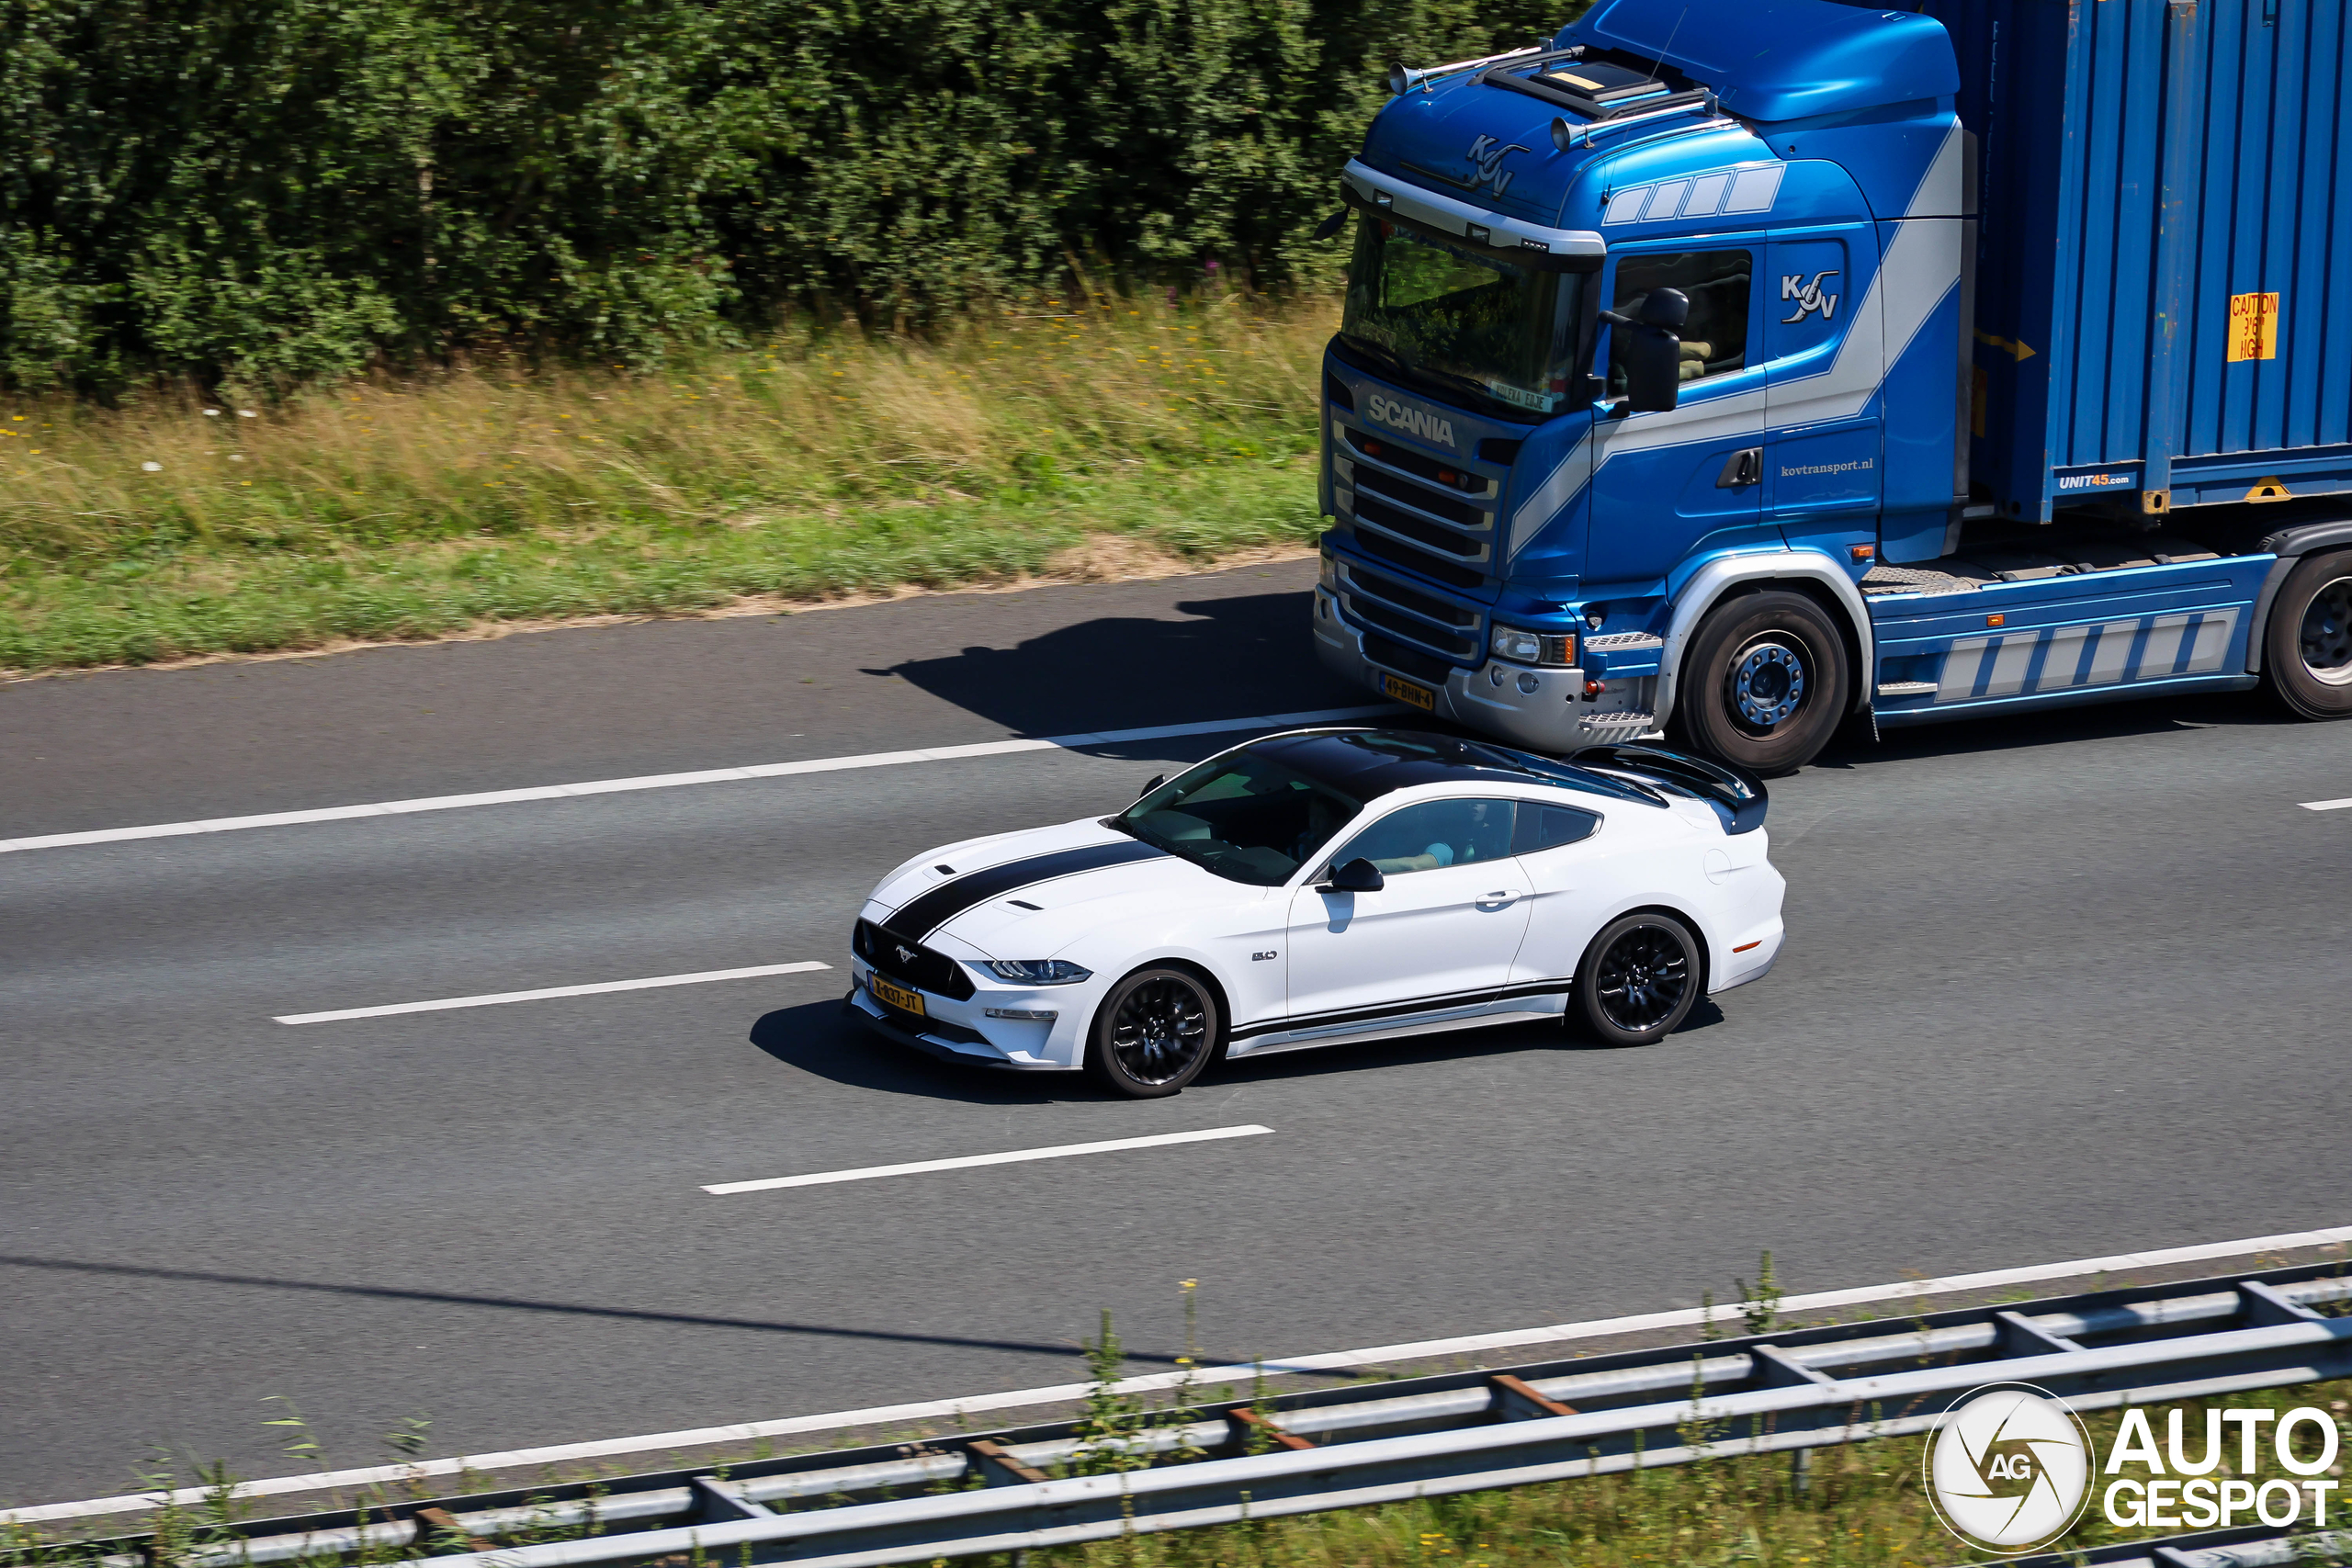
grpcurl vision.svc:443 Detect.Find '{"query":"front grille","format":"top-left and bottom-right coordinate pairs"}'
top-left (1347, 595), bottom-right (1479, 659)
top-left (1355, 468), bottom-right (1487, 530)
top-left (1355, 527), bottom-right (1486, 590)
top-left (1363, 632), bottom-right (1457, 683)
top-left (1344, 564), bottom-right (1476, 626)
top-left (1341, 426), bottom-right (1492, 494)
top-left (1354, 492), bottom-right (1486, 558)
top-left (854, 919), bottom-right (978, 1000)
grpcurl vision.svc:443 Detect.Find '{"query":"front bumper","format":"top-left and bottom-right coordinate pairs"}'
top-left (845, 962), bottom-right (1077, 1070)
top-left (1313, 588), bottom-right (1654, 752)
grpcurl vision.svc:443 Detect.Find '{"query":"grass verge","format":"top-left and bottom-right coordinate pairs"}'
top-left (0, 291), bottom-right (1335, 676)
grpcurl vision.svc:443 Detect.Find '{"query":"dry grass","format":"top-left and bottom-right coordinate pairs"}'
top-left (0, 289), bottom-right (1339, 673)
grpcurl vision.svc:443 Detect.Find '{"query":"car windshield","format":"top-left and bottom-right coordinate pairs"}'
top-left (1114, 751), bottom-right (1364, 887)
top-left (1339, 217), bottom-right (1587, 418)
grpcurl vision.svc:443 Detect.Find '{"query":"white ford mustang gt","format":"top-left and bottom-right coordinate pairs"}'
top-left (846, 728), bottom-right (1784, 1097)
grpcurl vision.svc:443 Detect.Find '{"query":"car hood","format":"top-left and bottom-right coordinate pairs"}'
top-left (865, 818), bottom-right (1244, 961)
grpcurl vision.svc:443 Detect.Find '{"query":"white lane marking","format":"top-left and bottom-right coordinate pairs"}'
top-left (703, 1124), bottom-right (1274, 1195)
top-left (2300, 797), bottom-right (2352, 811)
top-left (0, 705), bottom-right (1400, 857)
top-left (14, 1218), bottom-right (2350, 1523)
top-left (275, 962), bottom-right (832, 1025)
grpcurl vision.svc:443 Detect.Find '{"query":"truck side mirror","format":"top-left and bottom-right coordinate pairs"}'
top-left (1321, 857), bottom-right (1385, 894)
top-left (1622, 287), bottom-right (1688, 413)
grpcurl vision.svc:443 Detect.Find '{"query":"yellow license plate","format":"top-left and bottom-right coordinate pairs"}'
top-left (1381, 672), bottom-right (1436, 711)
top-left (868, 974), bottom-right (925, 1016)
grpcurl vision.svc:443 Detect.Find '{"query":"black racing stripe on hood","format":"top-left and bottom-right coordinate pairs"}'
top-left (881, 839), bottom-right (1170, 942)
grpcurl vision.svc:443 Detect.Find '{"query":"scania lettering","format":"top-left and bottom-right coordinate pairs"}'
top-left (1312, 0), bottom-right (2352, 773)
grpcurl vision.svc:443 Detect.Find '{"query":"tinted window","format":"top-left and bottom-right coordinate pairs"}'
top-left (1329, 797), bottom-right (1517, 876)
top-left (1511, 803), bottom-right (1600, 853)
top-left (1609, 250), bottom-right (1753, 390)
top-left (1118, 754), bottom-right (1363, 886)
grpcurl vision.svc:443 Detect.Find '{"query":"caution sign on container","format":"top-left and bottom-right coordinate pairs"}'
top-left (2227, 291), bottom-right (2279, 361)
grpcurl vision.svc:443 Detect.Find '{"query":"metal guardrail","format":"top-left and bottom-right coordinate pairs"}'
top-left (33, 1260), bottom-right (2352, 1568)
top-left (1973, 1522), bottom-right (2351, 1568)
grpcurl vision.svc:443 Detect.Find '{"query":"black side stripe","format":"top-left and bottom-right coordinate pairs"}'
top-left (881, 840), bottom-right (1170, 942)
top-left (1228, 979), bottom-right (1569, 1042)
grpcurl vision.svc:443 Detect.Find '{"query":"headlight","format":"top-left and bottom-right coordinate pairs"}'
top-left (1489, 626), bottom-right (1577, 667)
top-left (980, 959), bottom-right (1093, 985)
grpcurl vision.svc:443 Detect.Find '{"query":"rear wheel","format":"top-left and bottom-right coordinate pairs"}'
top-left (1669, 590), bottom-right (1851, 776)
top-left (2264, 549), bottom-right (2352, 720)
top-left (1573, 913), bottom-right (1702, 1046)
top-left (1084, 966), bottom-right (1221, 1098)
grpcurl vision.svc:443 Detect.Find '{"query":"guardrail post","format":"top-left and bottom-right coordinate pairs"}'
top-left (1993, 1311), bottom-right (2082, 1357)
top-left (1487, 1374), bottom-right (1577, 1421)
top-left (1789, 1447), bottom-right (1811, 1496)
top-left (966, 1439), bottom-right (1052, 1486)
top-left (2241, 1280), bottom-right (2328, 1327)
top-left (687, 1477), bottom-right (773, 1524)
top-left (1224, 1407), bottom-right (1316, 1453)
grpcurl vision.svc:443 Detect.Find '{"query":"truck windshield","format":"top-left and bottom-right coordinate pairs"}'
top-left (1339, 217), bottom-right (1586, 418)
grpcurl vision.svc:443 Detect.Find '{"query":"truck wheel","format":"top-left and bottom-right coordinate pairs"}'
top-left (2265, 550), bottom-right (2352, 720)
top-left (1670, 591), bottom-right (1851, 775)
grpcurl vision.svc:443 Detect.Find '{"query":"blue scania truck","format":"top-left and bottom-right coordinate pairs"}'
top-left (1312, 0), bottom-right (2352, 773)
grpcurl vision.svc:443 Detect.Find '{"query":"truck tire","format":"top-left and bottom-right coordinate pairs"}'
top-left (2264, 549), bottom-right (2352, 720)
top-left (1669, 590), bottom-right (1851, 776)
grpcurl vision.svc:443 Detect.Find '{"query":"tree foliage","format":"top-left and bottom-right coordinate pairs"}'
top-left (0, 0), bottom-right (1577, 394)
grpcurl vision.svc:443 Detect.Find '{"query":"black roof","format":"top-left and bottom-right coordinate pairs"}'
top-left (1249, 728), bottom-right (1668, 809)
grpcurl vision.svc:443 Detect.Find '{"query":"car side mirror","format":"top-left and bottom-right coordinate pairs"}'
top-left (1137, 773), bottom-right (1165, 799)
top-left (1321, 857), bottom-right (1385, 894)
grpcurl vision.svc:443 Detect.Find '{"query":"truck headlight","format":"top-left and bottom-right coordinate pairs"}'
top-left (1489, 626), bottom-right (1577, 667)
top-left (980, 959), bottom-right (1093, 985)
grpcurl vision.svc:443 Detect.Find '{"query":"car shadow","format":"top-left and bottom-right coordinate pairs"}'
top-left (859, 589), bottom-right (1372, 751)
top-left (749, 996), bottom-right (1724, 1104)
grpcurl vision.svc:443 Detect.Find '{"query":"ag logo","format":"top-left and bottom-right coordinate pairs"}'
top-left (1464, 133), bottom-right (1530, 197)
top-left (1781, 269), bottom-right (1841, 323)
top-left (1924, 1383), bottom-right (2095, 1555)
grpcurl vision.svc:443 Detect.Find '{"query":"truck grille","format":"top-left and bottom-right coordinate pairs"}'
top-left (1362, 632), bottom-right (1456, 684)
top-left (853, 918), bottom-right (977, 1000)
top-left (1355, 527), bottom-right (1485, 590)
top-left (1341, 562), bottom-right (1482, 666)
top-left (1332, 417), bottom-right (1498, 574)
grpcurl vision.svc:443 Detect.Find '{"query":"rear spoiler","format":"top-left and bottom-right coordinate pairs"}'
top-left (1569, 743), bottom-right (1768, 835)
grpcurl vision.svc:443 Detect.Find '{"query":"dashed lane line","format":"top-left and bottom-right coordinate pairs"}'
top-left (701, 1124), bottom-right (1275, 1195)
top-left (274, 961), bottom-right (833, 1025)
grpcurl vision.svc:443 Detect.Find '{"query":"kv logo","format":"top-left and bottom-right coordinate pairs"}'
top-left (1464, 133), bottom-right (1530, 197)
top-left (1781, 269), bottom-right (1841, 322)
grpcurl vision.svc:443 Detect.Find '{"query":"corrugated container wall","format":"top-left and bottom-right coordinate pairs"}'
top-left (1917, 0), bottom-right (2351, 523)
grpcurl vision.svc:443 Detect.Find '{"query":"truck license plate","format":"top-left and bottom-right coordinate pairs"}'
top-left (1381, 672), bottom-right (1436, 711)
top-left (868, 975), bottom-right (925, 1016)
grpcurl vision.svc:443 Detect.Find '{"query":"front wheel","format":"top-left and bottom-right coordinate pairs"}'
top-left (1573, 913), bottom-right (1702, 1046)
top-left (1668, 590), bottom-right (1851, 776)
top-left (1084, 966), bottom-right (1221, 1098)
top-left (2264, 549), bottom-right (2352, 720)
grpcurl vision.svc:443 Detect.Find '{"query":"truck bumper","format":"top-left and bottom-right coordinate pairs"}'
top-left (1312, 588), bottom-right (1654, 753)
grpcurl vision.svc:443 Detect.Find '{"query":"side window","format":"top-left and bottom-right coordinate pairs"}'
top-left (1510, 803), bottom-right (1600, 854)
top-left (1329, 798), bottom-right (1517, 876)
top-left (1607, 250), bottom-right (1753, 392)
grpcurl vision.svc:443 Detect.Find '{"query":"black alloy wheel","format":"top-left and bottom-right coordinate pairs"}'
top-left (1669, 590), bottom-right (1852, 776)
top-left (1085, 966), bottom-right (1221, 1098)
top-left (2265, 549), bottom-right (2352, 720)
top-left (1573, 912), bottom-right (1702, 1046)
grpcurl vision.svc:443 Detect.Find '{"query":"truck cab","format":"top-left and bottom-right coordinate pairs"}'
top-left (1313, 0), bottom-right (2352, 773)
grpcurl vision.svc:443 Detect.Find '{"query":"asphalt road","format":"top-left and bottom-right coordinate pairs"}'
top-left (5, 558), bottom-right (2349, 1508)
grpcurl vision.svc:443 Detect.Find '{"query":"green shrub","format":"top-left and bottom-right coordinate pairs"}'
top-left (0, 0), bottom-right (1578, 396)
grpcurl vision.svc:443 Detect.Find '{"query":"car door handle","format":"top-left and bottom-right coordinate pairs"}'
top-left (1476, 889), bottom-right (1523, 907)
